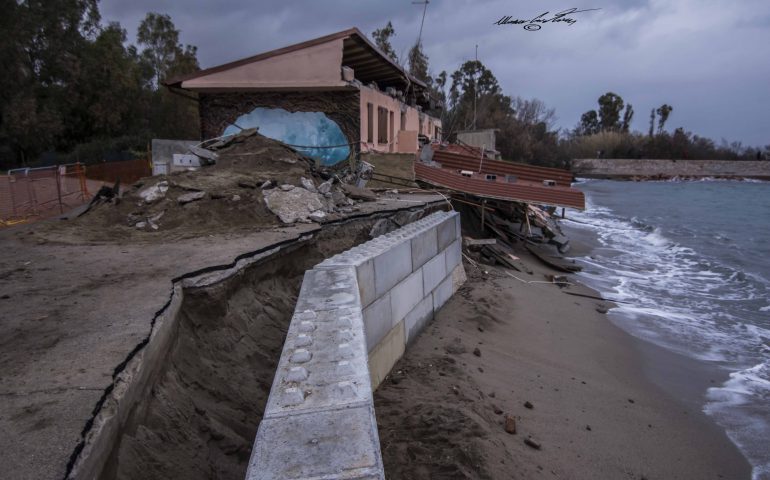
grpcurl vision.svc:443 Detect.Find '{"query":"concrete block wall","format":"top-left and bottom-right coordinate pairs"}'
top-left (246, 211), bottom-right (464, 480)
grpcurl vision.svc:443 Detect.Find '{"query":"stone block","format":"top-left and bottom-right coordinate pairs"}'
top-left (356, 259), bottom-right (376, 308)
top-left (444, 238), bottom-right (462, 273)
top-left (432, 275), bottom-right (453, 312)
top-left (368, 321), bottom-right (405, 389)
top-left (295, 268), bottom-right (360, 312)
top-left (373, 240), bottom-right (412, 298)
top-left (454, 212), bottom-right (462, 238)
top-left (422, 250), bottom-right (447, 294)
top-left (390, 269), bottom-right (424, 324)
top-left (247, 405), bottom-right (384, 480)
top-left (362, 293), bottom-right (392, 352)
top-left (437, 215), bottom-right (457, 251)
top-left (404, 295), bottom-right (434, 345)
top-left (264, 307), bottom-right (371, 418)
top-left (410, 227), bottom-right (438, 270)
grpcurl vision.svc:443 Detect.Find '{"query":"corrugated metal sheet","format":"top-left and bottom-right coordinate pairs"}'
top-left (431, 149), bottom-right (574, 187)
top-left (415, 162), bottom-right (585, 210)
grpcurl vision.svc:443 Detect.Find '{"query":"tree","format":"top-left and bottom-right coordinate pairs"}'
top-left (372, 22), bottom-right (398, 62)
top-left (137, 12), bottom-right (198, 88)
top-left (648, 108), bottom-right (655, 137)
top-left (408, 42), bottom-right (430, 84)
top-left (621, 103), bottom-right (634, 132)
top-left (578, 110), bottom-right (600, 135)
top-left (656, 104), bottom-right (673, 134)
top-left (597, 92), bottom-right (625, 131)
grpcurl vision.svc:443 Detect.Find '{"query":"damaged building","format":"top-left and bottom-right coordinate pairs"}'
top-left (165, 28), bottom-right (442, 167)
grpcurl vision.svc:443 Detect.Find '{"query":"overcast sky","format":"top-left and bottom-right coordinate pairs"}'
top-left (101, 0), bottom-right (769, 147)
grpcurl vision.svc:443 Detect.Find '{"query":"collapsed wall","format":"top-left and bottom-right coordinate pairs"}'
top-left (247, 211), bottom-right (464, 479)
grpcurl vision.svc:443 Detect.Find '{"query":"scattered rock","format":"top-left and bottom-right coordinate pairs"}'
top-left (504, 415), bottom-right (517, 434)
top-left (260, 180), bottom-right (274, 189)
top-left (138, 181), bottom-right (168, 203)
top-left (524, 401), bottom-right (534, 409)
top-left (489, 392), bottom-right (496, 398)
top-left (309, 211), bottom-right (326, 223)
top-left (596, 304), bottom-right (609, 314)
top-left (628, 398), bottom-right (635, 404)
top-left (300, 177), bottom-right (317, 193)
top-left (451, 385), bottom-right (460, 395)
top-left (238, 180), bottom-right (256, 189)
top-left (493, 407), bottom-right (503, 415)
top-left (524, 438), bottom-right (541, 450)
top-left (473, 347), bottom-right (481, 357)
top-left (331, 191), bottom-right (347, 206)
top-left (177, 191), bottom-right (206, 205)
top-left (279, 184), bottom-right (295, 191)
top-left (1, 294), bottom-right (10, 299)
top-left (232, 194), bottom-right (241, 202)
top-left (317, 180), bottom-right (333, 194)
top-left (135, 221), bottom-right (147, 229)
top-left (586, 425), bottom-right (592, 431)
top-left (477, 326), bottom-right (484, 332)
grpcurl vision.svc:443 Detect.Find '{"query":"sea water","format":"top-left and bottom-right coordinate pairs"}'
top-left (563, 179), bottom-right (770, 480)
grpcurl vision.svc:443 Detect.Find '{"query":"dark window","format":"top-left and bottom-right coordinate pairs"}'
top-left (389, 111), bottom-right (394, 143)
top-left (400, 112), bottom-right (406, 131)
top-left (378, 106), bottom-right (388, 144)
top-left (367, 103), bottom-right (373, 143)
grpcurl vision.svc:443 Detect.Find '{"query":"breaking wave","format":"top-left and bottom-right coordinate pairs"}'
top-left (564, 180), bottom-right (770, 479)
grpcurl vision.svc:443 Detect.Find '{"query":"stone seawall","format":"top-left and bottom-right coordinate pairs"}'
top-left (246, 211), bottom-right (464, 480)
top-left (572, 158), bottom-right (770, 179)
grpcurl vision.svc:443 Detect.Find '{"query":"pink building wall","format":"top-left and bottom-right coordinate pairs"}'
top-left (359, 85), bottom-right (441, 154)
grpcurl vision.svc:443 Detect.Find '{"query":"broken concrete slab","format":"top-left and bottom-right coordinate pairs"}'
top-left (177, 191), bottom-right (206, 205)
top-left (138, 181), bottom-right (168, 204)
top-left (341, 183), bottom-right (377, 201)
top-left (263, 188), bottom-right (324, 224)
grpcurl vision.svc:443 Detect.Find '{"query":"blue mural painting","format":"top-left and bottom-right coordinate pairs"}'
top-left (223, 107), bottom-right (350, 165)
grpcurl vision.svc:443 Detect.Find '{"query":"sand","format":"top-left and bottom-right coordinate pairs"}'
top-left (374, 249), bottom-right (752, 479)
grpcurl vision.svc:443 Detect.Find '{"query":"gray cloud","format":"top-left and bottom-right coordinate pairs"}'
top-left (100, 0), bottom-right (770, 146)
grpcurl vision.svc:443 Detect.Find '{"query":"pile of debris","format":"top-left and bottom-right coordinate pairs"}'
top-left (69, 130), bottom-right (379, 241)
top-left (455, 195), bottom-right (583, 274)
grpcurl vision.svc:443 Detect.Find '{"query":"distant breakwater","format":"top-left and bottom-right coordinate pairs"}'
top-left (572, 159), bottom-right (770, 180)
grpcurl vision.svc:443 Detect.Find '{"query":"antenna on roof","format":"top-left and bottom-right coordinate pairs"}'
top-left (412, 0), bottom-right (430, 46)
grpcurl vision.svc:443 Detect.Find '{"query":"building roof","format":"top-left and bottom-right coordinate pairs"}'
top-left (165, 28), bottom-right (428, 94)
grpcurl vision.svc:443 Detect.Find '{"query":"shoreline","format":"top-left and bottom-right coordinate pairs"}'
top-left (373, 246), bottom-right (752, 479)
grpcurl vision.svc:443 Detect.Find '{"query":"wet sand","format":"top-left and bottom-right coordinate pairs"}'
top-left (373, 250), bottom-right (751, 479)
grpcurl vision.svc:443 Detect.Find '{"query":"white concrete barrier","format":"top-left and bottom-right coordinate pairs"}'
top-left (246, 211), bottom-right (464, 480)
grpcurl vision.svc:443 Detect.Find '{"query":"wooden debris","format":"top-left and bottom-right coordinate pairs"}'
top-left (463, 236), bottom-right (496, 247)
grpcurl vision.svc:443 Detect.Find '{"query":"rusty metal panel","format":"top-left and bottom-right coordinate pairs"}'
top-left (414, 162), bottom-right (585, 210)
top-left (431, 149), bottom-right (575, 187)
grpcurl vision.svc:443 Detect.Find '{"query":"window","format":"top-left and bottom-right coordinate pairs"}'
top-left (366, 103), bottom-right (373, 143)
top-left (400, 112), bottom-right (406, 131)
top-left (377, 106), bottom-right (388, 144)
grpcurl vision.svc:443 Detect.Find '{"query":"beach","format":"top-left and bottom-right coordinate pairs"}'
top-left (373, 245), bottom-right (751, 479)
